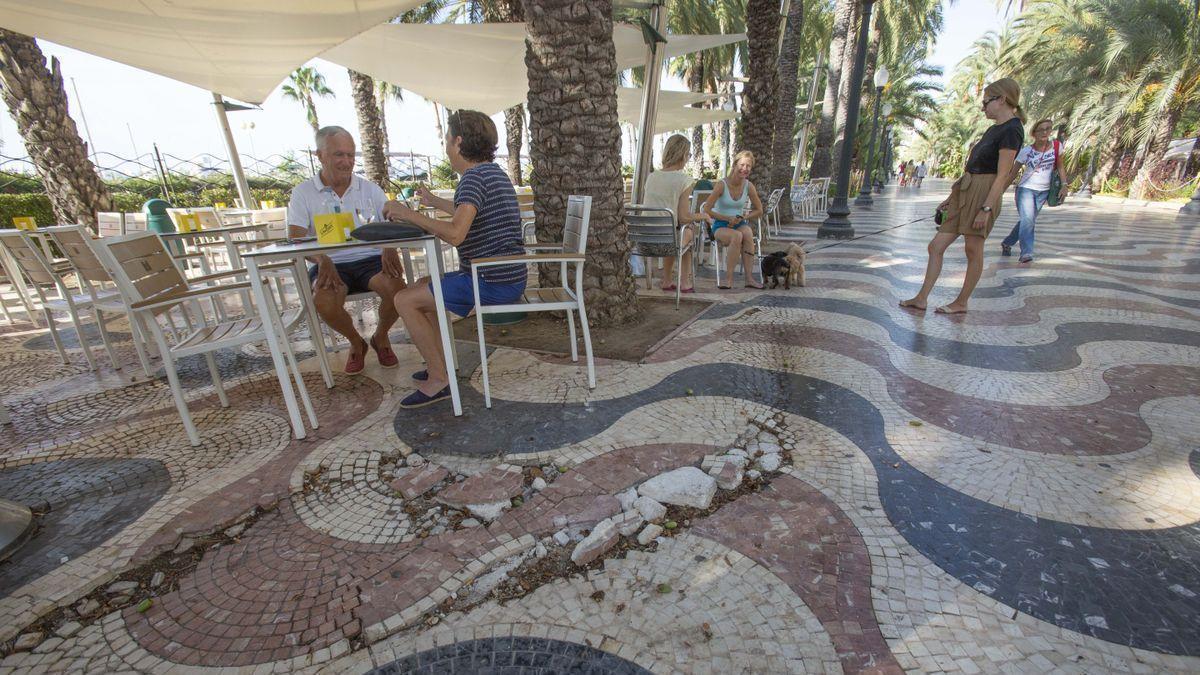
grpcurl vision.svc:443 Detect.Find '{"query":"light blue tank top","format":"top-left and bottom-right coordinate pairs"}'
top-left (714, 179), bottom-right (750, 217)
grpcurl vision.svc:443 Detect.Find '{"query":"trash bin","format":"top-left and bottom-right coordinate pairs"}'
top-left (143, 198), bottom-right (182, 254)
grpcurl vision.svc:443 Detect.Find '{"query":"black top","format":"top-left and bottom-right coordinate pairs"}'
top-left (965, 117), bottom-right (1024, 174)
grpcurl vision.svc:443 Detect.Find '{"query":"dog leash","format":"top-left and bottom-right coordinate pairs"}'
top-left (800, 214), bottom-right (935, 253)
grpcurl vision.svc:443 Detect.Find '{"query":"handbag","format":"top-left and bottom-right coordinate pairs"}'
top-left (1047, 140), bottom-right (1065, 207)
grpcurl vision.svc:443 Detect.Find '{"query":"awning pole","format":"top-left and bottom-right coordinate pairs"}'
top-left (631, 1), bottom-right (668, 205)
top-left (211, 92), bottom-right (256, 209)
top-left (793, 51), bottom-right (823, 185)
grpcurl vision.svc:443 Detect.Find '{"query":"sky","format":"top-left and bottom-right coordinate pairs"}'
top-left (0, 0), bottom-right (1008, 177)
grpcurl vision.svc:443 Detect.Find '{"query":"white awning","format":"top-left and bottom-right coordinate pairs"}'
top-left (615, 88), bottom-right (736, 136)
top-left (0, 1), bottom-right (426, 104)
top-left (322, 22), bottom-right (745, 115)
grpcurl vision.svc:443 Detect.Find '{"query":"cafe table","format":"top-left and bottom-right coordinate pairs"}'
top-left (240, 234), bottom-right (463, 440)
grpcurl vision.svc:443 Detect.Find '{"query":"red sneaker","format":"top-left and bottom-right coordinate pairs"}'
top-left (371, 335), bottom-right (399, 369)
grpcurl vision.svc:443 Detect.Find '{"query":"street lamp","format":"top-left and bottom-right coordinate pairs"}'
top-left (874, 102), bottom-right (893, 193)
top-left (855, 66), bottom-right (889, 207)
top-left (819, 0), bottom-right (876, 239)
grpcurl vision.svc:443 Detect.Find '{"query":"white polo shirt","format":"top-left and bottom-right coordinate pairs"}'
top-left (287, 173), bottom-right (386, 264)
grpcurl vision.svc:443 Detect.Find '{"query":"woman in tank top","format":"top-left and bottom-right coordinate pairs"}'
top-left (702, 150), bottom-right (764, 289)
top-left (640, 134), bottom-right (710, 292)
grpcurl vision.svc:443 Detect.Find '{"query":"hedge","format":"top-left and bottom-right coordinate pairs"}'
top-left (0, 190), bottom-right (293, 229)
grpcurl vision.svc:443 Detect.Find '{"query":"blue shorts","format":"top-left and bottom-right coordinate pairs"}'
top-left (432, 270), bottom-right (526, 317)
top-left (307, 255), bottom-right (382, 294)
top-left (710, 219), bottom-right (736, 237)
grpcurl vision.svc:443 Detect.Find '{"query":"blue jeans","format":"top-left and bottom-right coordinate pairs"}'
top-left (1002, 187), bottom-right (1048, 258)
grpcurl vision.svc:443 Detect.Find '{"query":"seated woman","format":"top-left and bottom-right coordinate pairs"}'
top-left (384, 110), bottom-right (527, 408)
top-left (702, 150), bottom-right (764, 289)
top-left (639, 134), bottom-right (710, 292)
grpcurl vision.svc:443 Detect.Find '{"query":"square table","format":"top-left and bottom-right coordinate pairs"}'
top-left (240, 235), bottom-right (463, 440)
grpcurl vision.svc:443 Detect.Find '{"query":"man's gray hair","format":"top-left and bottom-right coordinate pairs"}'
top-left (315, 126), bottom-right (353, 152)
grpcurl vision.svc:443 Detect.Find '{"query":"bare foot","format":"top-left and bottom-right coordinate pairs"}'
top-left (934, 304), bottom-right (968, 314)
top-left (899, 298), bottom-right (926, 310)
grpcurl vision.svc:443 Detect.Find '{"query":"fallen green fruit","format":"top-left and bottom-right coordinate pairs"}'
top-left (657, 583), bottom-right (671, 594)
top-left (136, 599), bottom-right (153, 613)
top-left (664, 520), bottom-right (678, 530)
top-left (908, 420), bottom-right (923, 427)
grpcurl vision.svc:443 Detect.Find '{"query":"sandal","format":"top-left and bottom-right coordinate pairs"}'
top-left (745, 283), bottom-right (765, 290)
top-left (661, 283), bottom-right (677, 291)
top-left (680, 287), bottom-right (695, 294)
top-left (717, 285), bottom-right (732, 290)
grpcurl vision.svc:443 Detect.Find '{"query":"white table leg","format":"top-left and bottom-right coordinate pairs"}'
top-left (294, 258), bottom-right (335, 388)
top-left (426, 239), bottom-right (462, 416)
top-left (246, 257), bottom-right (307, 439)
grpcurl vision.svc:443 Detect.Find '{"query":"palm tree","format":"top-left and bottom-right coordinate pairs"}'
top-left (735, 0), bottom-right (782, 187)
top-left (769, 0), bottom-right (805, 222)
top-left (523, 0), bottom-right (639, 325)
top-left (281, 66), bottom-right (334, 135)
top-left (0, 29), bottom-right (111, 227)
top-left (348, 70), bottom-right (390, 188)
top-left (809, 0), bottom-right (857, 178)
top-left (376, 80), bottom-right (404, 159)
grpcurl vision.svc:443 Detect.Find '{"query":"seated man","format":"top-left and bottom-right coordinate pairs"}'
top-left (287, 126), bottom-right (407, 374)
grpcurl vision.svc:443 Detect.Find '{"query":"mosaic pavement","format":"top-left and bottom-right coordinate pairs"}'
top-left (2, 180), bottom-right (1199, 673)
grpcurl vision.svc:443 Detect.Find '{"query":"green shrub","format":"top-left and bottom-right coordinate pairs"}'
top-left (0, 193), bottom-right (55, 228)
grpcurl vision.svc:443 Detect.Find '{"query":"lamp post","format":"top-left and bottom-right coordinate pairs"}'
top-left (819, 0), bottom-right (875, 239)
top-left (855, 68), bottom-right (889, 207)
top-left (874, 104), bottom-right (892, 193)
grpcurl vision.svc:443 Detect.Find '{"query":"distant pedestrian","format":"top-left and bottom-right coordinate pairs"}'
top-left (900, 78), bottom-right (1025, 314)
top-left (1000, 118), bottom-right (1068, 263)
top-left (899, 160), bottom-right (910, 186)
top-left (915, 161), bottom-right (928, 187)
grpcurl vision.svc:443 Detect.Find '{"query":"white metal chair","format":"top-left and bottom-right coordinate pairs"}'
top-left (0, 228), bottom-right (116, 370)
top-left (96, 212), bottom-right (126, 238)
top-left (762, 188), bottom-right (784, 237)
top-left (43, 225), bottom-right (154, 375)
top-left (472, 195), bottom-right (595, 408)
top-left (699, 203), bottom-right (762, 289)
top-left (626, 205), bottom-right (695, 308)
top-left (124, 212), bottom-right (148, 232)
top-left (97, 232), bottom-right (315, 446)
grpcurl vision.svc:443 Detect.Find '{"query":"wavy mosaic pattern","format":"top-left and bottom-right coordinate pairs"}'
top-left (2, 184), bottom-right (1198, 673)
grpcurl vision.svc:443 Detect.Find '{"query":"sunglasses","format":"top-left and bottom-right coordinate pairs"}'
top-left (981, 95), bottom-right (1002, 107)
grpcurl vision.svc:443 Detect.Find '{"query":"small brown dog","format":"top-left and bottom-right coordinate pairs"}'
top-left (786, 242), bottom-right (806, 288)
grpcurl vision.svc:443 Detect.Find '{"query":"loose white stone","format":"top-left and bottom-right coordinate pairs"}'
top-left (747, 469), bottom-right (762, 480)
top-left (571, 518), bottom-right (619, 565)
top-left (636, 524), bottom-right (663, 545)
top-left (534, 543), bottom-right (548, 558)
top-left (531, 477), bottom-right (548, 491)
top-left (757, 453), bottom-right (782, 472)
top-left (466, 500), bottom-right (508, 522)
top-left (616, 487), bottom-right (639, 512)
top-left (407, 453), bottom-right (427, 467)
top-left (615, 511), bottom-right (644, 536)
top-left (637, 467), bottom-right (717, 509)
top-left (553, 529), bottom-right (571, 546)
top-left (460, 518), bottom-right (481, 528)
top-left (633, 496), bottom-right (667, 523)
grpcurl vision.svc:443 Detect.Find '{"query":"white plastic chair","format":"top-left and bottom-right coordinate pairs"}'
top-left (762, 188), bottom-right (784, 236)
top-left (97, 232), bottom-right (316, 446)
top-left (43, 225), bottom-right (154, 376)
top-left (96, 212), bottom-right (126, 237)
top-left (472, 195), bottom-right (595, 408)
top-left (0, 228), bottom-right (116, 370)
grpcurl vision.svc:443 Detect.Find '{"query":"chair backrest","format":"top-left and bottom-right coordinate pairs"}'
top-left (125, 212), bottom-right (148, 232)
top-left (191, 207), bottom-right (224, 229)
top-left (765, 188), bottom-right (783, 212)
top-left (625, 205), bottom-right (679, 252)
top-left (42, 225), bottom-right (112, 285)
top-left (96, 212), bottom-right (125, 237)
top-left (691, 189), bottom-right (712, 214)
top-left (100, 232), bottom-right (190, 313)
top-left (0, 229), bottom-right (57, 287)
top-left (250, 207), bottom-right (288, 237)
top-left (563, 195), bottom-right (592, 256)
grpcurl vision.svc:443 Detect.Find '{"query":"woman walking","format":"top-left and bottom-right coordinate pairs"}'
top-left (900, 78), bottom-right (1025, 314)
top-left (1000, 118), bottom-right (1067, 263)
top-left (702, 150), bottom-right (764, 289)
top-left (639, 134), bottom-right (709, 292)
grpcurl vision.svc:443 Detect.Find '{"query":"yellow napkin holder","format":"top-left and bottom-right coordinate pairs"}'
top-left (314, 212), bottom-right (354, 245)
top-left (177, 213), bottom-right (202, 233)
top-left (12, 216), bottom-right (37, 231)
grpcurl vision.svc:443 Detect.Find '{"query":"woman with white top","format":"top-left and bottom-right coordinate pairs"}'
top-left (1001, 118), bottom-right (1067, 263)
top-left (703, 150), bottom-right (765, 289)
top-left (639, 134), bottom-right (709, 292)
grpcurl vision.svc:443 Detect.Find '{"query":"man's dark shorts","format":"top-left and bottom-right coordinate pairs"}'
top-left (307, 254), bottom-right (383, 294)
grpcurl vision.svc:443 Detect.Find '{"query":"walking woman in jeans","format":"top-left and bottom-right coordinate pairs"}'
top-left (900, 78), bottom-right (1024, 314)
top-left (1001, 118), bottom-right (1068, 263)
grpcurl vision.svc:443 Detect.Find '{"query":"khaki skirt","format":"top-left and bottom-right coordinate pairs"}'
top-left (938, 173), bottom-right (999, 238)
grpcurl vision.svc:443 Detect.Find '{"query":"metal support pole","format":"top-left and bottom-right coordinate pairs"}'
top-left (211, 93), bottom-right (256, 209)
top-left (854, 86), bottom-right (884, 206)
top-left (152, 143), bottom-right (173, 202)
top-left (874, 124), bottom-right (889, 193)
top-left (793, 52), bottom-right (824, 185)
top-left (819, 0), bottom-right (874, 239)
top-left (631, 1), bottom-right (668, 204)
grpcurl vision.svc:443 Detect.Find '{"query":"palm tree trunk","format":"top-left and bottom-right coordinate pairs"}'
top-left (304, 92), bottom-right (320, 136)
top-left (809, 0), bottom-right (856, 178)
top-left (432, 103), bottom-right (445, 147)
top-left (378, 95), bottom-right (391, 159)
top-left (504, 104), bottom-right (525, 184)
top-left (736, 0), bottom-right (781, 188)
top-left (1129, 107), bottom-right (1183, 200)
top-left (688, 61), bottom-right (705, 174)
top-left (830, 0), bottom-right (862, 169)
top-left (523, 0), bottom-right (639, 326)
top-left (348, 69), bottom-right (389, 188)
top-left (0, 29), bottom-right (111, 228)
top-left (769, 0), bottom-right (804, 223)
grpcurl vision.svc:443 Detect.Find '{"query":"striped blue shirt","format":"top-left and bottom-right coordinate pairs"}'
top-left (455, 163), bottom-right (527, 286)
